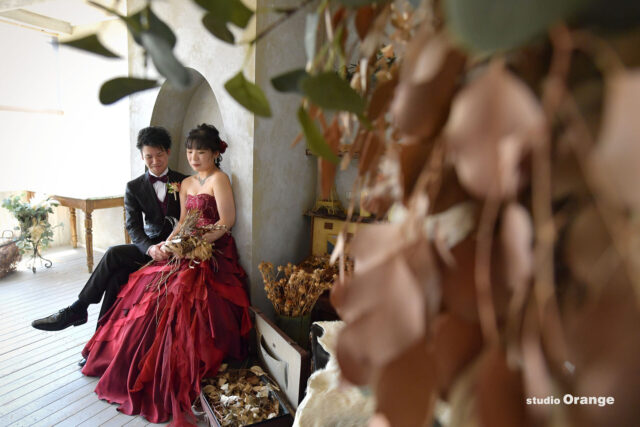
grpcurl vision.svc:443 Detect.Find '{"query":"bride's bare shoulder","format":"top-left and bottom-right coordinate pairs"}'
top-left (180, 175), bottom-right (197, 190)
top-left (212, 170), bottom-right (230, 185)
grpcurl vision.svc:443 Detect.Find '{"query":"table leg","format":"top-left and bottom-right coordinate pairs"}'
top-left (85, 210), bottom-right (93, 273)
top-left (123, 207), bottom-right (131, 244)
top-left (69, 208), bottom-right (78, 248)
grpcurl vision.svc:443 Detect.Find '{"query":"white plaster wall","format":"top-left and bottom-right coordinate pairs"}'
top-left (177, 80), bottom-right (225, 174)
top-left (150, 74), bottom-right (224, 176)
top-left (335, 160), bottom-right (360, 212)
top-left (127, 0), bottom-right (257, 294)
top-left (251, 0), bottom-right (317, 314)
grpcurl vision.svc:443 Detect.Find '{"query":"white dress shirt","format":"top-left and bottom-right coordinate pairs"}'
top-left (149, 168), bottom-right (168, 202)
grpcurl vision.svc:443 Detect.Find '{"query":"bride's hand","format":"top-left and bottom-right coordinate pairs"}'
top-left (149, 243), bottom-right (169, 261)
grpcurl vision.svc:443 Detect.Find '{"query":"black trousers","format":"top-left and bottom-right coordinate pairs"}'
top-left (77, 244), bottom-right (150, 320)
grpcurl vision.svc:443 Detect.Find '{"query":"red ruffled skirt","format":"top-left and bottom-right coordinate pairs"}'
top-left (81, 238), bottom-right (251, 426)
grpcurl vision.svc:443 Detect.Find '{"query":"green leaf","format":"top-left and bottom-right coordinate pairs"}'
top-left (88, 2), bottom-right (176, 50)
top-left (408, 0), bottom-right (422, 8)
top-left (195, 0), bottom-right (254, 28)
top-left (87, 1), bottom-right (143, 42)
top-left (297, 106), bottom-right (339, 164)
top-left (224, 72), bottom-right (272, 117)
top-left (59, 34), bottom-right (120, 58)
top-left (301, 72), bottom-right (365, 114)
top-left (202, 13), bottom-right (235, 44)
top-left (132, 6), bottom-right (177, 48)
top-left (99, 77), bottom-right (159, 105)
top-left (271, 69), bottom-right (309, 93)
top-left (444, 0), bottom-right (586, 53)
top-left (87, 3), bottom-right (189, 87)
top-left (141, 32), bottom-right (192, 89)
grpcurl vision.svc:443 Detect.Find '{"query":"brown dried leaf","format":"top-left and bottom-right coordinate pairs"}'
top-left (476, 346), bottom-right (529, 427)
top-left (440, 236), bottom-right (480, 323)
top-left (391, 30), bottom-right (466, 138)
top-left (448, 359), bottom-right (481, 427)
top-left (360, 187), bottom-right (394, 219)
top-left (500, 202), bottom-right (533, 291)
top-left (440, 235), bottom-right (510, 324)
top-left (333, 224), bottom-right (437, 385)
top-left (358, 132), bottom-right (385, 182)
top-left (445, 61), bottom-right (545, 200)
top-left (399, 138), bottom-right (432, 202)
top-left (331, 6), bottom-right (346, 30)
top-left (361, 5), bottom-right (390, 58)
top-left (430, 313), bottom-right (483, 397)
top-left (590, 70), bottom-right (640, 211)
top-left (520, 301), bottom-right (554, 425)
top-left (426, 201), bottom-right (478, 266)
top-left (367, 76), bottom-right (398, 121)
top-left (427, 166), bottom-right (468, 214)
top-left (320, 117), bottom-right (341, 199)
top-left (564, 206), bottom-right (617, 289)
top-left (552, 133), bottom-right (587, 201)
top-left (565, 276), bottom-right (640, 427)
top-left (335, 257), bottom-right (425, 385)
top-left (375, 336), bottom-right (437, 427)
top-left (355, 5), bottom-right (376, 40)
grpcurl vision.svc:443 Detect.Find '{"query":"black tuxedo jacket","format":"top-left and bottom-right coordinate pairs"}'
top-left (124, 169), bottom-right (188, 255)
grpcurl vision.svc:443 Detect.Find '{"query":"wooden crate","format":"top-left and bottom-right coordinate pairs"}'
top-left (199, 307), bottom-right (310, 427)
top-left (199, 385), bottom-right (292, 427)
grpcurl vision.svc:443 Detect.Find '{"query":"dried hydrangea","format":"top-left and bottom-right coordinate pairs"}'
top-left (202, 364), bottom-right (281, 426)
top-left (259, 255), bottom-right (354, 316)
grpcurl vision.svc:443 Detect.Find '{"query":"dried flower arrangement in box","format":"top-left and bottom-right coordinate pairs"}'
top-left (258, 255), bottom-right (353, 317)
top-left (201, 364), bottom-right (282, 426)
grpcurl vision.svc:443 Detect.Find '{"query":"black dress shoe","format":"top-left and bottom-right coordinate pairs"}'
top-left (78, 358), bottom-right (87, 368)
top-left (31, 307), bottom-right (88, 331)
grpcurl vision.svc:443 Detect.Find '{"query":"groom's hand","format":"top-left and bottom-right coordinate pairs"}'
top-left (148, 243), bottom-right (169, 261)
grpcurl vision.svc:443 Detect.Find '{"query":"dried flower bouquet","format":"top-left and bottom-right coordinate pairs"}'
top-left (258, 255), bottom-right (353, 317)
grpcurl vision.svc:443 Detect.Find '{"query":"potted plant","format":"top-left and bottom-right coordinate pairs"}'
top-left (1, 193), bottom-right (60, 273)
top-left (258, 255), bottom-right (353, 349)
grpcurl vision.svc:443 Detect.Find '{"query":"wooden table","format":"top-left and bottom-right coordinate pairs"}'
top-left (28, 193), bottom-right (130, 273)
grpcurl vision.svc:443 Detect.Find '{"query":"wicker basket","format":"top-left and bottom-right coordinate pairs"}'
top-left (0, 231), bottom-right (21, 279)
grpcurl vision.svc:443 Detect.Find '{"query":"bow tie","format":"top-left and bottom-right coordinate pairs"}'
top-left (149, 174), bottom-right (168, 184)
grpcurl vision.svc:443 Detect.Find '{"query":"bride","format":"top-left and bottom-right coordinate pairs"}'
top-left (81, 124), bottom-right (252, 426)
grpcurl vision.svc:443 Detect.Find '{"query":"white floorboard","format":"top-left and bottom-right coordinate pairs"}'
top-left (0, 246), bottom-right (198, 426)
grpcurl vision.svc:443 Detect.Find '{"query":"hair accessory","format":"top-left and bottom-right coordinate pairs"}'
top-left (219, 140), bottom-right (228, 154)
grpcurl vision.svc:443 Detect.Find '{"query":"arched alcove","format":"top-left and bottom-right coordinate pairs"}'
top-left (150, 68), bottom-right (223, 176)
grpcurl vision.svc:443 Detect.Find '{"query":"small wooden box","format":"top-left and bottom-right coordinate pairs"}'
top-left (200, 383), bottom-right (292, 427)
top-left (251, 307), bottom-right (310, 410)
top-left (199, 307), bottom-right (310, 427)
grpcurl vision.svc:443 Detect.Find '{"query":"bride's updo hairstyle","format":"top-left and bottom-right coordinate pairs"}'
top-left (185, 123), bottom-right (228, 167)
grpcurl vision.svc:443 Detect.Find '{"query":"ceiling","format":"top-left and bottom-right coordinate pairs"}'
top-left (0, 0), bottom-right (123, 35)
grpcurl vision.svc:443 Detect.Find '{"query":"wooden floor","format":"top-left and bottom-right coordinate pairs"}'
top-left (0, 246), bottom-right (198, 427)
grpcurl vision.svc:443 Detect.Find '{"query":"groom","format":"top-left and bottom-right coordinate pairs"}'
top-left (32, 126), bottom-right (187, 333)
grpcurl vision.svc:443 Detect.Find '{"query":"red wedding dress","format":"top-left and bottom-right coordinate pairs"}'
top-left (81, 193), bottom-right (252, 426)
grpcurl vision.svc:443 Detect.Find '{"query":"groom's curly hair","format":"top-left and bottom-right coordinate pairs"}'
top-left (136, 126), bottom-right (172, 152)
